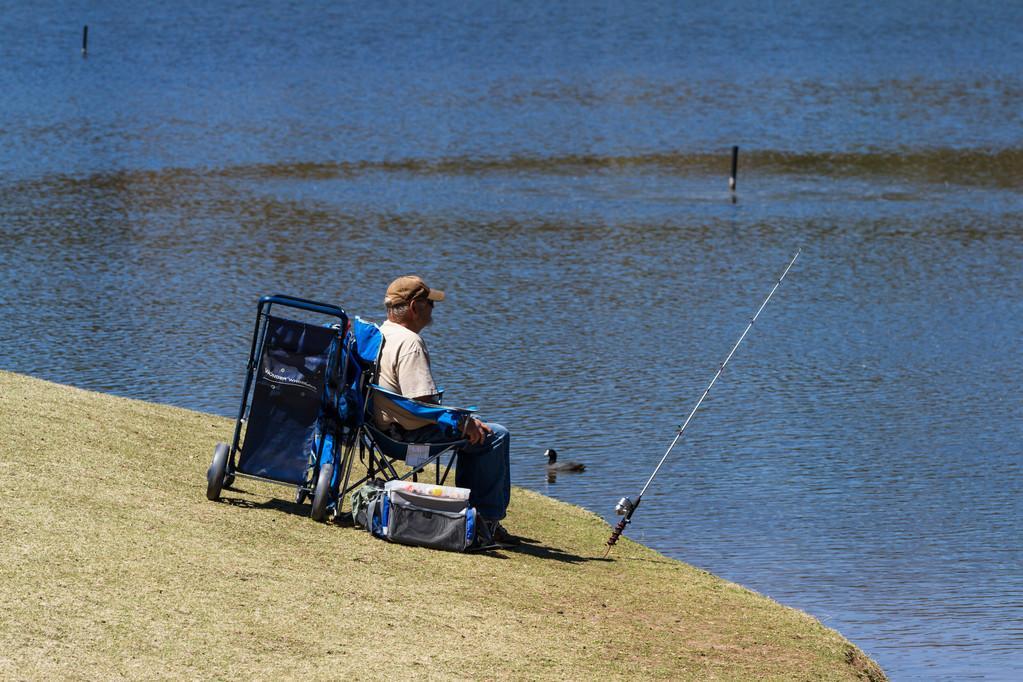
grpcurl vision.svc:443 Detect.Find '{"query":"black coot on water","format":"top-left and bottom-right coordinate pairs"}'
top-left (545, 449), bottom-right (585, 472)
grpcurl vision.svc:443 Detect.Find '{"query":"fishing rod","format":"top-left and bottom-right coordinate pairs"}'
top-left (604, 249), bottom-right (801, 557)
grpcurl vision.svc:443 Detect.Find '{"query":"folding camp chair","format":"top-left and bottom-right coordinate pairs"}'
top-left (331, 318), bottom-right (477, 517)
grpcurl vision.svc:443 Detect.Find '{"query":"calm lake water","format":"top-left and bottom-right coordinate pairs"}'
top-left (1, 2), bottom-right (1021, 678)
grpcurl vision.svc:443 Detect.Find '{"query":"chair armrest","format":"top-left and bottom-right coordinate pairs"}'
top-left (368, 384), bottom-right (477, 435)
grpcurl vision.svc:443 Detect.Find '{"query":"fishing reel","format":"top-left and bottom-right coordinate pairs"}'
top-left (614, 496), bottom-right (635, 516)
top-left (605, 496), bottom-right (639, 556)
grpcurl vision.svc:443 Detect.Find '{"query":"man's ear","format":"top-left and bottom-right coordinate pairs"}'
top-left (407, 299), bottom-right (423, 322)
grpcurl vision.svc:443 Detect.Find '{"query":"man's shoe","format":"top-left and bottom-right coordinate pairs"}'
top-left (488, 522), bottom-right (522, 546)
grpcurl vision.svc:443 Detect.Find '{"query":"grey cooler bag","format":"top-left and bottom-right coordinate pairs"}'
top-left (369, 480), bottom-right (478, 552)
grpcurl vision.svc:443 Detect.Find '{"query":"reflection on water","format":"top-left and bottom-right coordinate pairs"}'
top-left (2, 2), bottom-right (1023, 679)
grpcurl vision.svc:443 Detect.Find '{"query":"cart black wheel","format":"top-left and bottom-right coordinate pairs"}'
top-left (206, 443), bottom-right (229, 501)
top-left (223, 473), bottom-right (235, 489)
top-left (295, 488), bottom-right (309, 505)
top-left (310, 462), bottom-right (334, 522)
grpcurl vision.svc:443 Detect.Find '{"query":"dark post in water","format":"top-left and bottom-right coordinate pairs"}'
top-left (82, 25), bottom-right (88, 56)
top-left (729, 145), bottom-right (739, 192)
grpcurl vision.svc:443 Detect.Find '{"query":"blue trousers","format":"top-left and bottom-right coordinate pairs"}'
top-left (392, 422), bottom-right (511, 521)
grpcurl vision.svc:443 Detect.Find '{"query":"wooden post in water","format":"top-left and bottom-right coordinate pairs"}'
top-left (82, 25), bottom-right (88, 56)
top-left (729, 145), bottom-right (739, 192)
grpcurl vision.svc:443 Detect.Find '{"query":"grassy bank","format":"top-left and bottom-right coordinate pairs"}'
top-left (0, 371), bottom-right (885, 680)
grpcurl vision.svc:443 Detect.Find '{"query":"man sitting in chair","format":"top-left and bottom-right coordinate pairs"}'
top-left (373, 275), bottom-right (519, 545)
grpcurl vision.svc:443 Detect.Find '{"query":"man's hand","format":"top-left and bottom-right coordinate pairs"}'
top-left (463, 416), bottom-right (493, 446)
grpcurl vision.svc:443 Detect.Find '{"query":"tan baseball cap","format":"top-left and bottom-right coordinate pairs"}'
top-left (384, 275), bottom-right (446, 307)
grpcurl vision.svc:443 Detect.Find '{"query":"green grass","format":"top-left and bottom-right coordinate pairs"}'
top-left (0, 370), bottom-right (885, 680)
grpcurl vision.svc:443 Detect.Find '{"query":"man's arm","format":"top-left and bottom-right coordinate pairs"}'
top-left (460, 415), bottom-right (492, 445)
top-left (393, 334), bottom-right (487, 441)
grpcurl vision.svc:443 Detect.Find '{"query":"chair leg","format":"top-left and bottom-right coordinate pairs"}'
top-left (336, 439), bottom-right (358, 512)
top-left (440, 450), bottom-right (456, 485)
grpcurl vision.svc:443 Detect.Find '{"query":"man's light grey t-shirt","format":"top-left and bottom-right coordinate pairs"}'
top-left (374, 320), bottom-right (438, 430)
